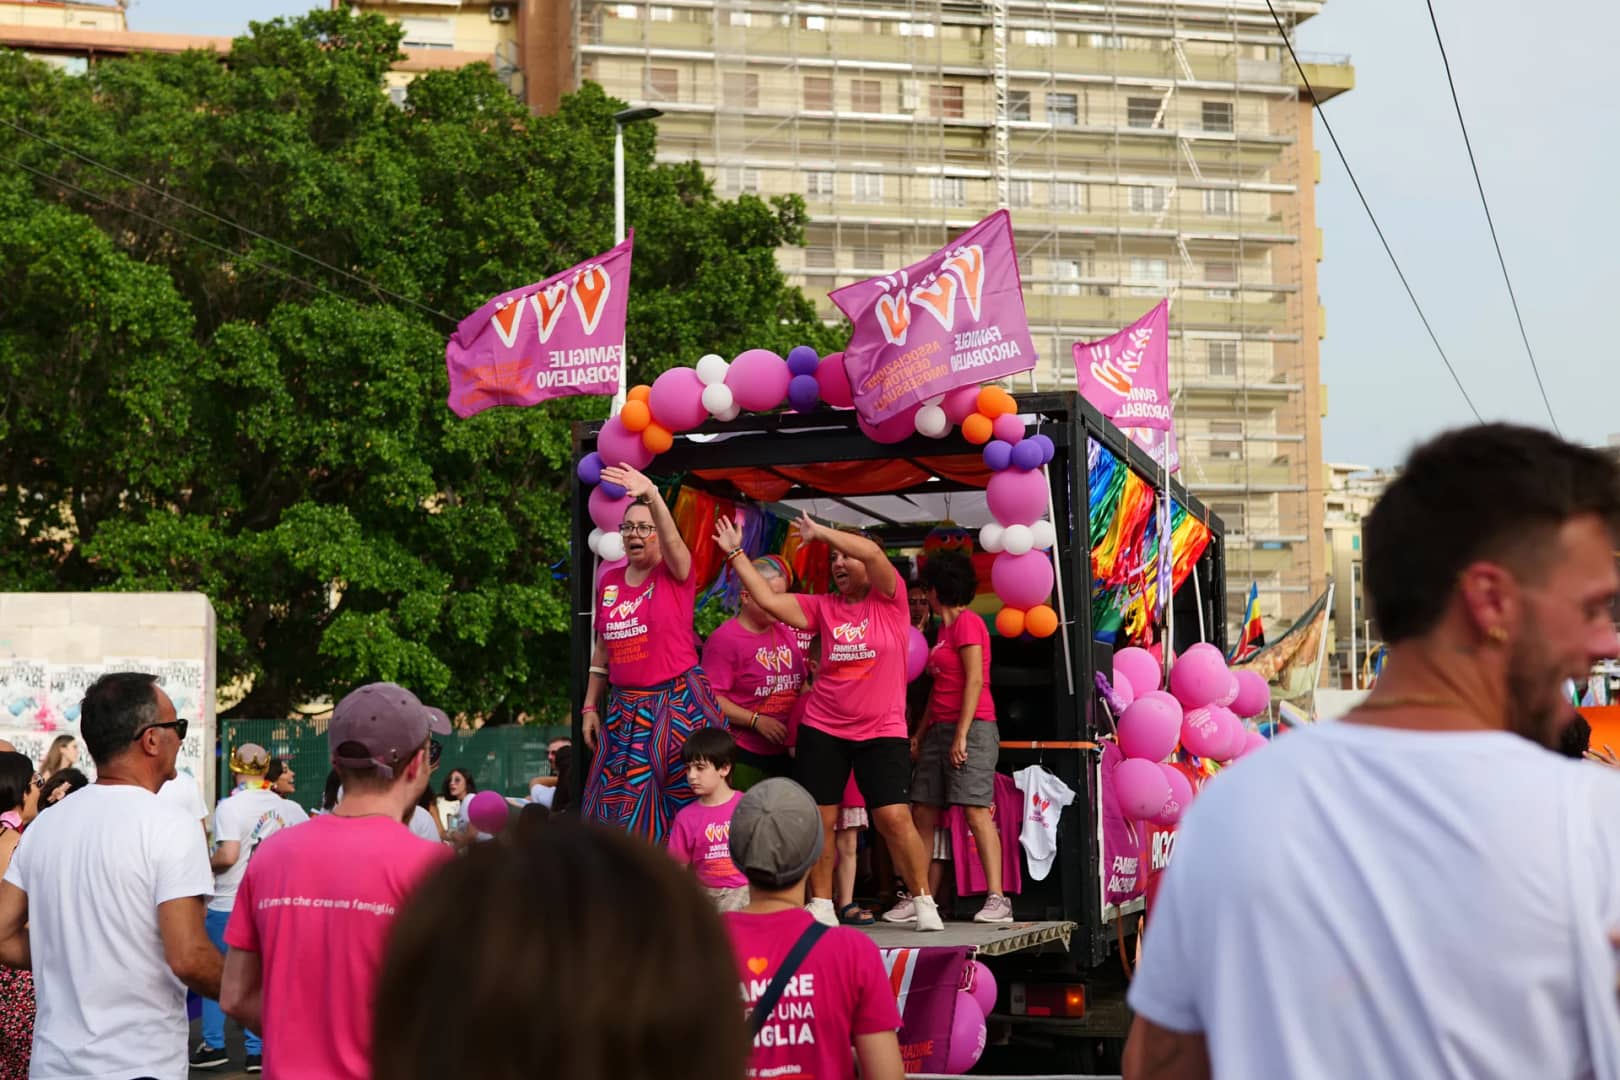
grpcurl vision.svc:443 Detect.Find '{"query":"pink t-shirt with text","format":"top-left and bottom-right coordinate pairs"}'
top-left (796, 571), bottom-right (911, 742)
top-left (598, 560), bottom-right (699, 688)
top-left (224, 814), bottom-right (449, 1080)
top-left (667, 791), bottom-right (748, 889)
top-left (924, 610), bottom-right (997, 726)
top-left (702, 618), bottom-right (806, 756)
top-left (724, 909), bottom-right (901, 1080)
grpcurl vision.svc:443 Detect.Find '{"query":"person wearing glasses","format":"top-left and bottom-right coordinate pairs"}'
top-left (580, 464), bottom-right (726, 843)
top-left (0, 673), bottom-right (220, 1080)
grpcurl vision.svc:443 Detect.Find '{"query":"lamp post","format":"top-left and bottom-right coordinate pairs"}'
top-left (611, 106), bottom-right (662, 414)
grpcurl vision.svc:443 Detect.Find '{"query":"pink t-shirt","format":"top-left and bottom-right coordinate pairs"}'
top-left (724, 909), bottom-right (901, 1080)
top-left (598, 560), bottom-right (699, 688)
top-left (702, 619), bottom-right (807, 756)
top-left (224, 815), bottom-right (448, 1080)
top-left (667, 791), bottom-right (748, 889)
top-left (796, 572), bottom-right (910, 742)
top-left (924, 610), bottom-right (997, 726)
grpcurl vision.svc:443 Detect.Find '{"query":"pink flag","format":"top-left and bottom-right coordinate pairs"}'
top-left (1075, 300), bottom-right (1176, 472)
top-left (444, 235), bottom-right (634, 418)
top-left (831, 210), bottom-right (1037, 424)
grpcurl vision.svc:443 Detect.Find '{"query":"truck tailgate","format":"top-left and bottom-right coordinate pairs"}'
top-left (857, 920), bottom-right (1076, 957)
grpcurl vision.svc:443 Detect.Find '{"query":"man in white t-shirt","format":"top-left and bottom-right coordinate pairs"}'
top-left (193, 741), bottom-right (308, 1072)
top-left (0, 671), bottom-right (219, 1080)
top-left (1125, 425), bottom-right (1620, 1080)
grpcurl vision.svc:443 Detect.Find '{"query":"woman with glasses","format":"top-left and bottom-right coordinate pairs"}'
top-left (580, 464), bottom-right (725, 843)
top-left (0, 751), bottom-right (40, 1078)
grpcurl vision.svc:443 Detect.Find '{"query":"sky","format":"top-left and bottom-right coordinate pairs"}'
top-left (127, 1), bottom-right (1618, 466)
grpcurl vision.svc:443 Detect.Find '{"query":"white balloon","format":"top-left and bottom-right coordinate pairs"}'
top-left (587, 527), bottom-right (604, 555)
top-left (914, 405), bottom-right (949, 438)
top-left (696, 353), bottom-right (729, 386)
top-left (924, 394), bottom-right (946, 408)
top-left (979, 523), bottom-right (1006, 554)
top-left (717, 404), bottom-right (741, 422)
top-left (1003, 524), bottom-right (1034, 555)
top-left (596, 531), bottom-right (626, 562)
top-left (1030, 520), bottom-right (1057, 551)
top-left (701, 382), bottom-right (735, 416)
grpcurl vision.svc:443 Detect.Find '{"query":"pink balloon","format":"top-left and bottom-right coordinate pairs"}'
top-left (1153, 764), bottom-right (1195, 826)
top-left (1180, 705), bottom-right (1227, 759)
top-left (1118, 693), bottom-right (1182, 762)
top-left (1237, 729), bottom-right (1269, 758)
top-left (906, 626), bottom-right (928, 682)
top-left (986, 468), bottom-right (1047, 526)
top-left (942, 386), bottom-right (983, 425)
top-left (1114, 647), bottom-right (1162, 695)
top-left (858, 407), bottom-right (919, 445)
top-left (466, 790), bottom-right (511, 834)
top-left (814, 351), bottom-right (854, 408)
top-left (1114, 757), bottom-right (1173, 820)
top-left (588, 486), bottom-right (633, 533)
top-left (1169, 646), bottom-right (1232, 710)
top-left (648, 366), bottom-right (709, 432)
top-left (595, 556), bottom-right (627, 588)
top-left (1111, 668), bottom-right (1136, 710)
top-left (965, 960), bottom-right (997, 1018)
top-left (1213, 670), bottom-right (1240, 709)
top-left (991, 412), bottom-right (1025, 444)
top-left (725, 348), bottom-right (791, 412)
top-left (1210, 706), bottom-right (1244, 761)
top-left (597, 417), bottom-right (655, 470)
top-left (1230, 670), bottom-right (1270, 719)
top-left (946, 991), bottom-right (987, 1074)
top-left (990, 551), bottom-right (1053, 609)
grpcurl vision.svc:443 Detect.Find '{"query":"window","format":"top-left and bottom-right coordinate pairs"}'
top-left (805, 171), bottom-right (835, 199)
top-left (722, 167), bottom-right (761, 194)
top-left (1127, 97), bottom-right (1161, 128)
top-left (854, 245), bottom-right (887, 269)
top-left (805, 245), bottom-right (835, 269)
top-left (1202, 100), bottom-right (1234, 132)
top-left (610, 3), bottom-right (637, 17)
top-left (399, 16), bottom-right (455, 49)
top-left (1008, 90), bottom-right (1031, 121)
top-left (930, 176), bottom-right (967, 207)
top-left (1205, 261), bottom-right (1236, 299)
top-left (930, 84), bottom-right (965, 119)
top-left (1128, 185), bottom-right (1168, 214)
top-left (1008, 179), bottom-right (1033, 208)
top-left (646, 67), bottom-right (679, 100)
top-left (1206, 340), bottom-right (1239, 377)
top-left (851, 79), bottom-right (883, 112)
top-left (1022, 28), bottom-right (1055, 46)
top-left (1210, 501), bottom-right (1247, 534)
top-left (1050, 181), bottom-right (1083, 212)
top-left (1128, 256), bottom-right (1169, 296)
top-left (387, 85), bottom-right (409, 109)
top-left (650, 5), bottom-right (673, 21)
top-left (727, 10), bottom-right (752, 26)
top-left (800, 15), bottom-right (827, 31)
top-left (1053, 258), bottom-right (1083, 296)
top-left (852, 172), bottom-right (885, 203)
top-left (899, 21), bottom-right (936, 37)
top-left (1090, 32), bottom-right (1124, 48)
top-left (1203, 188), bottom-right (1235, 216)
top-left (1209, 420), bottom-right (1243, 459)
top-left (803, 76), bottom-right (832, 111)
top-left (723, 72), bottom-right (759, 107)
top-left (1047, 92), bottom-right (1078, 126)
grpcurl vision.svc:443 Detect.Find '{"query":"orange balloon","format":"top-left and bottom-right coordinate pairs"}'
top-left (995, 606), bottom-right (1026, 638)
top-left (627, 384), bottom-right (652, 403)
top-left (641, 423), bottom-right (673, 454)
top-left (977, 385), bottom-right (1015, 419)
top-left (1025, 604), bottom-right (1059, 638)
top-left (962, 412), bottom-right (994, 445)
top-left (619, 399), bottom-right (652, 433)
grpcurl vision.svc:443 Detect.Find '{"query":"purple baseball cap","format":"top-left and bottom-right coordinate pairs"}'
top-left (329, 682), bottom-right (452, 780)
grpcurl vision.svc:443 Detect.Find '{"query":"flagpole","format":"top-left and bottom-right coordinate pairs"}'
top-left (1160, 448), bottom-right (1174, 681)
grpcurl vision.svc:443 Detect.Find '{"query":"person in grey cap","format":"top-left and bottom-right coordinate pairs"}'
top-left (219, 682), bottom-right (451, 1080)
top-left (722, 779), bottom-right (904, 1080)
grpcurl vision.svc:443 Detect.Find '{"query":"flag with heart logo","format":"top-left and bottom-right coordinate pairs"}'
top-left (1073, 300), bottom-right (1177, 471)
top-left (830, 210), bottom-right (1037, 425)
top-left (445, 234), bottom-right (634, 418)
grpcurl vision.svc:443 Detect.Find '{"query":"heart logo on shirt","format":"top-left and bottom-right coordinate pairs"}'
top-left (747, 956), bottom-right (770, 976)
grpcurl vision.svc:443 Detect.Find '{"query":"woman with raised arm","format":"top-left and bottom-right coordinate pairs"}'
top-left (581, 464), bottom-right (725, 843)
top-left (713, 512), bottom-right (943, 932)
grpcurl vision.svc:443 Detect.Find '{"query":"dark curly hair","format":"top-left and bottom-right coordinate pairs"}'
top-left (921, 551), bottom-right (980, 608)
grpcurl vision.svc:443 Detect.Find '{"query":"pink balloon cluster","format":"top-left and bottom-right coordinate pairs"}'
top-left (976, 417), bottom-right (1060, 638)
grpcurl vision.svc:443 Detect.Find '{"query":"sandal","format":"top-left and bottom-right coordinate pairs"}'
top-left (838, 902), bottom-right (876, 926)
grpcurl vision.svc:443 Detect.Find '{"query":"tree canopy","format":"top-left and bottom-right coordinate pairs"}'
top-left (0, 9), bottom-right (841, 721)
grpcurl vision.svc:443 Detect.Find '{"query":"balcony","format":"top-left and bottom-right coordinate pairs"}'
top-left (1287, 53), bottom-right (1355, 104)
top-left (1182, 458), bottom-right (1302, 490)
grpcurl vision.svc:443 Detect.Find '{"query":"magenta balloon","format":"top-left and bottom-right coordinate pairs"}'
top-left (596, 417), bottom-right (654, 470)
top-left (1230, 670), bottom-right (1270, 719)
top-left (946, 991), bottom-right (988, 1074)
top-left (1180, 705), bottom-right (1227, 759)
top-left (1209, 706), bottom-right (1243, 761)
top-left (859, 407), bottom-right (918, 445)
top-left (1153, 764), bottom-right (1195, 826)
top-left (942, 385), bottom-right (982, 424)
top-left (1111, 668), bottom-right (1136, 710)
top-left (1114, 647), bottom-right (1162, 695)
top-left (1183, 641), bottom-right (1225, 664)
top-left (966, 959), bottom-right (997, 1018)
top-left (1114, 758), bottom-right (1173, 820)
top-left (1212, 670), bottom-right (1240, 709)
top-left (648, 366), bottom-right (709, 432)
top-left (588, 485), bottom-right (633, 533)
top-left (1169, 647), bottom-right (1232, 710)
top-left (814, 351), bottom-right (854, 408)
top-left (595, 557), bottom-right (627, 588)
top-left (725, 348), bottom-right (791, 412)
top-left (991, 412), bottom-right (1025, 444)
top-left (1238, 729), bottom-right (1269, 758)
top-left (985, 468), bottom-right (1047, 526)
top-left (466, 790), bottom-right (510, 834)
top-left (906, 626), bottom-right (928, 682)
top-left (1118, 694), bottom-right (1181, 762)
top-left (990, 551), bottom-right (1053, 609)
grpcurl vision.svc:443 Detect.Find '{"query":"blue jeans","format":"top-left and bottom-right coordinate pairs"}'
top-left (201, 908), bottom-right (260, 1055)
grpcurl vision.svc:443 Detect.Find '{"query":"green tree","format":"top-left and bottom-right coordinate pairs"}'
top-left (0, 9), bottom-right (841, 722)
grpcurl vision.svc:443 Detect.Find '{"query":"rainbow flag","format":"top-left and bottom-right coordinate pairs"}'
top-left (1230, 583), bottom-right (1265, 662)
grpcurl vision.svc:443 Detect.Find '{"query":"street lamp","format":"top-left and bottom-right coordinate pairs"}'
top-left (611, 106), bottom-right (662, 413)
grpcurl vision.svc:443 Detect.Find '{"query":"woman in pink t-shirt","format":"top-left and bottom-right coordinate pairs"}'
top-left (580, 465), bottom-right (725, 843)
top-left (713, 513), bottom-right (941, 932)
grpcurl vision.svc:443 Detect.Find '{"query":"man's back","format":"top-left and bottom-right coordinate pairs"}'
top-left (1129, 722), bottom-right (1620, 1079)
top-left (209, 788), bottom-right (307, 911)
top-left (225, 813), bottom-right (445, 1080)
top-left (4, 783), bottom-right (212, 1079)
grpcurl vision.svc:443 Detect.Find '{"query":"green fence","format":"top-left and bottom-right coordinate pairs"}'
top-left (218, 718), bottom-right (570, 814)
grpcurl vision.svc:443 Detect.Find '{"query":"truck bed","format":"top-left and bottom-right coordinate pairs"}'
top-left (857, 919), bottom-right (1076, 957)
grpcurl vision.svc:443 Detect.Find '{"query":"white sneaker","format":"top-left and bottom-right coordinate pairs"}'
top-left (806, 897), bottom-right (838, 927)
top-left (973, 893), bottom-right (1015, 924)
top-left (881, 897), bottom-right (917, 923)
top-left (913, 893), bottom-right (944, 932)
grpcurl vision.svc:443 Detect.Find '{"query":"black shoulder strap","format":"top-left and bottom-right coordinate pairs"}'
top-left (748, 921), bottom-right (831, 1038)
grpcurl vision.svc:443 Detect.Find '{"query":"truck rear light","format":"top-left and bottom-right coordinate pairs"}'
top-left (1008, 982), bottom-right (1087, 1018)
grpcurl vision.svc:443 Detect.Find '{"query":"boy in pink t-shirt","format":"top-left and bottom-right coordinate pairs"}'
top-left (667, 728), bottom-right (749, 912)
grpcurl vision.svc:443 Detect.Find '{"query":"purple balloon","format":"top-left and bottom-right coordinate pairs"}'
top-left (597, 417), bottom-right (654, 471)
top-left (786, 345), bottom-right (821, 376)
top-left (788, 373), bottom-right (820, 413)
top-left (1010, 439), bottom-right (1044, 472)
top-left (1153, 764), bottom-right (1195, 826)
top-left (983, 440), bottom-right (1013, 472)
top-left (1031, 433), bottom-right (1056, 465)
top-left (649, 367), bottom-right (709, 432)
top-left (588, 485), bottom-right (633, 533)
top-left (906, 626), bottom-right (928, 682)
top-left (985, 468), bottom-right (1048, 526)
top-left (1114, 757), bottom-right (1173, 820)
top-left (576, 452), bottom-right (604, 486)
top-left (598, 480), bottom-right (627, 501)
top-left (945, 991), bottom-right (987, 1074)
top-left (1118, 694), bottom-right (1182, 762)
top-left (991, 550), bottom-right (1054, 609)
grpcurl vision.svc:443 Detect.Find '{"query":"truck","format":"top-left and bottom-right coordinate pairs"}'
top-left (572, 390), bottom-right (1225, 1072)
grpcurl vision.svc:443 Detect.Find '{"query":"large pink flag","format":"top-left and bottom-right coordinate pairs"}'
top-left (445, 235), bottom-right (634, 418)
top-left (831, 210), bottom-right (1037, 424)
top-left (1074, 300), bottom-right (1177, 472)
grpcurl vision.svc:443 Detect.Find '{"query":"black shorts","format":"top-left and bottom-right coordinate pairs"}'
top-left (794, 724), bottom-right (911, 809)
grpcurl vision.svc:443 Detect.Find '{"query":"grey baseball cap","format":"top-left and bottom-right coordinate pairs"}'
top-left (729, 778), bottom-right (824, 888)
top-left (329, 682), bottom-right (452, 780)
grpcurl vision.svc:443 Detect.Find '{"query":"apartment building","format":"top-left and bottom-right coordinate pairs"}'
top-left (1321, 461), bottom-right (1392, 689)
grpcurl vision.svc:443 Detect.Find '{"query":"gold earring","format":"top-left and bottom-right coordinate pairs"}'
top-left (1486, 626), bottom-right (1508, 644)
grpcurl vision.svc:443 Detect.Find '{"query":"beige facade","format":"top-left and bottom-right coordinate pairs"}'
top-left (0, 0), bottom-right (123, 31)
top-left (1321, 462), bottom-right (1392, 689)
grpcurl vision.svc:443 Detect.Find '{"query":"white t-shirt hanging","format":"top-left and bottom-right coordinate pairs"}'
top-left (210, 788), bottom-right (309, 912)
top-left (1012, 765), bottom-right (1074, 881)
top-left (5, 782), bottom-right (214, 1080)
top-left (1129, 722), bottom-right (1620, 1079)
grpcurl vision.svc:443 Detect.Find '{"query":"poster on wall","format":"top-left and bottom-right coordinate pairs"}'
top-left (0, 659), bottom-right (47, 728)
top-left (105, 657), bottom-right (209, 798)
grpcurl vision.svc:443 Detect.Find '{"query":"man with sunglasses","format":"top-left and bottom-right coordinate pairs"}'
top-left (0, 671), bottom-right (220, 1079)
